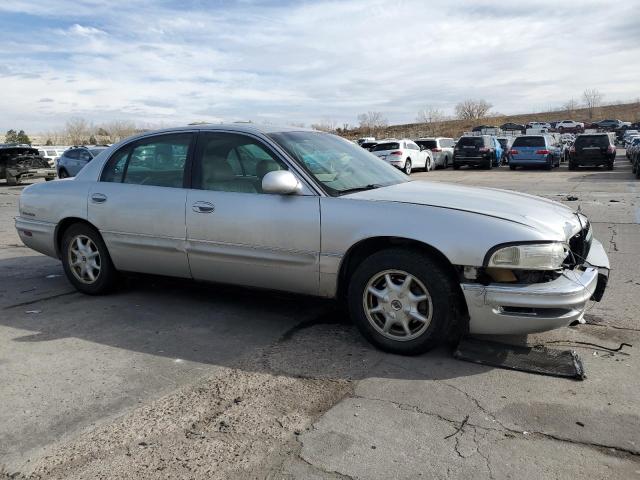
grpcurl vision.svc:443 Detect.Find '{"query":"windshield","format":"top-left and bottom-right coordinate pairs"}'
top-left (269, 131), bottom-right (408, 196)
top-left (371, 142), bottom-right (400, 151)
top-left (512, 136), bottom-right (545, 147)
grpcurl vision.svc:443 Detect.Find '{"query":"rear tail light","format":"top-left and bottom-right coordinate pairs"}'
top-left (535, 149), bottom-right (551, 155)
top-left (390, 151), bottom-right (403, 156)
top-left (607, 146), bottom-right (616, 153)
top-left (509, 149), bottom-right (519, 155)
top-left (431, 148), bottom-right (442, 152)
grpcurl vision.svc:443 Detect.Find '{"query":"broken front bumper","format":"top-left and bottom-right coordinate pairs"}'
top-left (10, 168), bottom-right (56, 181)
top-left (463, 239), bottom-right (610, 335)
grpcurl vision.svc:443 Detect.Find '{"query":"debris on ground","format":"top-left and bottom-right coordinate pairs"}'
top-left (453, 337), bottom-right (586, 380)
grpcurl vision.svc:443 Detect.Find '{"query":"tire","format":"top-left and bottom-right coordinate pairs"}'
top-left (404, 159), bottom-right (412, 175)
top-left (45, 177), bottom-right (53, 181)
top-left (347, 248), bottom-right (458, 355)
top-left (607, 161), bottom-right (614, 171)
top-left (632, 161), bottom-right (637, 174)
top-left (484, 158), bottom-right (493, 170)
top-left (544, 157), bottom-right (553, 170)
top-left (58, 168), bottom-right (69, 179)
top-left (509, 165), bottom-right (516, 170)
top-left (443, 156), bottom-right (449, 169)
top-left (636, 162), bottom-right (640, 179)
top-left (61, 223), bottom-right (117, 295)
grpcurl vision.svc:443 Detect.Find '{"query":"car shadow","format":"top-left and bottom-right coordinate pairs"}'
top-left (0, 255), bottom-right (501, 382)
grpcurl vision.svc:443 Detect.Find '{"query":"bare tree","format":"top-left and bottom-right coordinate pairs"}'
top-left (583, 88), bottom-right (603, 119)
top-left (64, 117), bottom-right (90, 145)
top-left (454, 99), bottom-right (492, 120)
top-left (311, 119), bottom-right (337, 132)
top-left (357, 111), bottom-right (388, 136)
top-left (563, 98), bottom-right (579, 117)
top-left (416, 106), bottom-right (445, 135)
top-left (100, 120), bottom-right (139, 143)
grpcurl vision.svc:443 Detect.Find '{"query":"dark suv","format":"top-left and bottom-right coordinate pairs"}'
top-left (569, 134), bottom-right (616, 170)
top-left (453, 135), bottom-right (498, 170)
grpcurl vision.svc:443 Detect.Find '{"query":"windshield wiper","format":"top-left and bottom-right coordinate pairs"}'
top-left (338, 184), bottom-right (384, 195)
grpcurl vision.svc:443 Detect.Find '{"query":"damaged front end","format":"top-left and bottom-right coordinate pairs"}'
top-left (1, 147), bottom-right (56, 184)
top-left (459, 220), bottom-right (610, 335)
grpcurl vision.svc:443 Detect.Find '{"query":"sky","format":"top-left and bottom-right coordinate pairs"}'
top-left (0, 0), bottom-right (639, 133)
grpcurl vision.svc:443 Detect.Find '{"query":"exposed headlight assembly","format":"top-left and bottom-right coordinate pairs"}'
top-left (487, 242), bottom-right (567, 270)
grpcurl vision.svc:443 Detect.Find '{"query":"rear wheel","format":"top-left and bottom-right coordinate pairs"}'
top-left (443, 156), bottom-right (449, 169)
top-left (61, 223), bottom-right (117, 295)
top-left (607, 161), bottom-right (614, 170)
top-left (348, 248), bottom-right (458, 355)
top-left (58, 168), bottom-right (69, 179)
top-left (404, 159), bottom-right (412, 175)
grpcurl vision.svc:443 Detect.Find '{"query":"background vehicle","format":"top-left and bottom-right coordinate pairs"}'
top-left (452, 135), bottom-right (499, 169)
top-left (414, 137), bottom-right (455, 169)
top-left (556, 120), bottom-right (584, 134)
top-left (496, 137), bottom-right (512, 164)
top-left (500, 122), bottom-right (525, 134)
top-left (37, 146), bottom-right (69, 167)
top-left (0, 146), bottom-right (55, 185)
top-left (357, 137), bottom-right (375, 145)
top-left (57, 146), bottom-right (108, 178)
top-left (508, 135), bottom-right (561, 170)
top-left (596, 119), bottom-right (624, 131)
top-left (371, 139), bottom-right (431, 174)
top-left (569, 133), bottom-right (616, 170)
top-left (622, 130), bottom-right (639, 146)
top-left (526, 121), bottom-right (551, 131)
top-left (626, 137), bottom-right (640, 161)
top-left (360, 141), bottom-right (377, 151)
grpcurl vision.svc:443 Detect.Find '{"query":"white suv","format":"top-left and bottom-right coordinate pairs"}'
top-left (370, 138), bottom-right (432, 174)
top-left (556, 120), bottom-right (584, 133)
top-left (415, 137), bottom-right (455, 169)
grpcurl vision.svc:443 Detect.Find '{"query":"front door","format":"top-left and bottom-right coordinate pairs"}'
top-left (88, 132), bottom-right (195, 278)
top-left (185, 131), bottom-right (321, 295)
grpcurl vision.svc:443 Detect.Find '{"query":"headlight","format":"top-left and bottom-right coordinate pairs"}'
top-left (487, 242), bottom-right (567, 270)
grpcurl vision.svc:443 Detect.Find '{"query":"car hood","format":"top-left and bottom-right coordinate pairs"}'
top-left (345, 181), bottom-right (583, 240)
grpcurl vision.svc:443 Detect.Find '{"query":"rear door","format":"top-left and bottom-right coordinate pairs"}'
top-left (575, 135), bottom-right (609, 161)
top-left (185, 131), bottom-right (321, 295)
top-left (88, 132), bottom-right (195, 278)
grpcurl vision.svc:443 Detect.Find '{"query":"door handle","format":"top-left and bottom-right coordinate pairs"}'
top-left (91, 193), bottom-right (107, 203)
top-left (192, 201), bottom-right (215, 213)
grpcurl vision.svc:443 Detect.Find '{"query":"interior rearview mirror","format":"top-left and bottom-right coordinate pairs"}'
top-left (262, 170), bottom-right (302, 195)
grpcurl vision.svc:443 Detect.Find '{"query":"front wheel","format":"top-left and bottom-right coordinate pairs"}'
top-left (58, 169), bottom-right (69, 179)
top-left (61, 223), bottom-right (117, 295)
top-left (403, 159), bottom-right (412, 175)
top-left (348, 249), bottom-right (458, 355)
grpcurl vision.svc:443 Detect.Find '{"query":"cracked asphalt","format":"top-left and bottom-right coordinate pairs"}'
top-left (1, 152), bottom-right (639, 479)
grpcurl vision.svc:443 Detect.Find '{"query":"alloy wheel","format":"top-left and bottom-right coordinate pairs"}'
top-left (68, 235), bottom-right (101, 284)
top-left (363, 269), bottom-right (433, 342)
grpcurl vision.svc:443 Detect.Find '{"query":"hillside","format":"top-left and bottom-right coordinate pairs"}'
top-left (347, 101), bottom-right (640, 140)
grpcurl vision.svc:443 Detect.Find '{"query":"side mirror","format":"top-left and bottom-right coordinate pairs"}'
top-left (262, 170), bottom-right (301, 195)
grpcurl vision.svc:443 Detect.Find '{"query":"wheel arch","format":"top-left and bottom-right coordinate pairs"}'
top-left (337, 236), bottom-right (461, 299)
top-left (336, 235), bottom-right (469, 334)
top-left (54, 217), bottom-right (101, 258)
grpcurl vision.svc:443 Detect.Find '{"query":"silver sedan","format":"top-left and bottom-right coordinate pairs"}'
top-left (15, 124), bottom-right (610, 355)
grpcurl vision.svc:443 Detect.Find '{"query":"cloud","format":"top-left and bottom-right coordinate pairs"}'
top-left (0, 0), bottom-right (638, 132)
